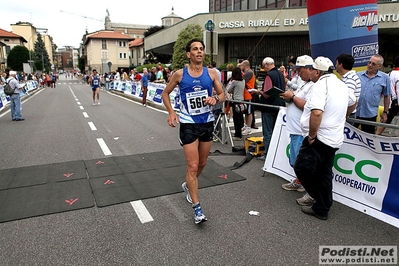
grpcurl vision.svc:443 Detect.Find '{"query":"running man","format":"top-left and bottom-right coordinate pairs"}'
top-left (161, 38), bottom-right (225, 224)
top-left (88, 69), bottom-right (100, 105)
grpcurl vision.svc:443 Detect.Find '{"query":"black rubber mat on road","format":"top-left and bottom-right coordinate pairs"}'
top-left (0, 160), bottom-right (87, 190)
top-left (0, 150), bottom-right (246, 221)
top-left (0, 179), bottom-right (94, 223)
top-left (88, 151), bottom-right (247, 207)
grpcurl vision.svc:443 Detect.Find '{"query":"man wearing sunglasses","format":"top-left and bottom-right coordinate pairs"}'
top-left (355, 54), bottom-right (391, 134)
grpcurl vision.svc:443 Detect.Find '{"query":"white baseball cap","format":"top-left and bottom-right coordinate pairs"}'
top-left (292, 55), bottom-right (313, 68)
top-left (313, 56), bottom-right (335, 71)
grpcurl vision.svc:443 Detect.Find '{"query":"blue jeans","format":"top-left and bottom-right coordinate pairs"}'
top-left (261, 111), bottom-right (278, 155)
top-left (10, 93), bottom-right (22, 120)
top-left (289, 134), bottom-right (304, 167)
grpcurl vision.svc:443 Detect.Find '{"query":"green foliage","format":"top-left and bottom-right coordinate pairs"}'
top-left (144, 26), bottom-right (165, 38)
top-left (171, 24), bottom-right (211, 70)
top-left (78, 57), bottom-right (85, 73)
top-left (33, 33), bottom-right (51, 72)
top-left (6, 45), bottom-right (30, 72)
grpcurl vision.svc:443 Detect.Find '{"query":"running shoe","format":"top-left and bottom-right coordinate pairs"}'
top-left (282, 181), bottom-right (305, 192)
top-left (181, 182), bottom-right (193, 204)
top-left (242, 129), bottom-right (251, 135)
top-left (193, 203), bottom-right (207, 224)
top-left (296, 193), bottom-right (316, 206)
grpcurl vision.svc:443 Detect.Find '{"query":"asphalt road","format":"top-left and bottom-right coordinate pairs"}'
top-left (0, 75), bottom-right (398, 266)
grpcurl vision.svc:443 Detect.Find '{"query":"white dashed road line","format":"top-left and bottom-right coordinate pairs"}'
top-left (88, 122), bottom-right (97, 131)
top-left (130, 201), bottom-right (154, 223)
top-left (96, 138), bottom-right (112, 156)
top-left (68, 86), bottom-right (153, 222)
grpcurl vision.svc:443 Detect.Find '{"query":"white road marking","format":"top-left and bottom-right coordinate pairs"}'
top-left (97, 138), bottom-right (112, 155)
top-left (83, 112), bottom-right (89, 118)
top-left (130, 200), bottom-right (154, 223)
top-left (79, 106), bottom-right (84, 110)
top-left (88, 122), bottom-right (97, 130)
top-left (77, 102), bottom-right (81, 105)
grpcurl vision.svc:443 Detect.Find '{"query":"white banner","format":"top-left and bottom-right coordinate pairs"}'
top-left (264, 108), bottom-right (399, 228)
top-left (0, 81), bottom-right (38, 112)
top-left (109, 81), bottom-right (180, 110)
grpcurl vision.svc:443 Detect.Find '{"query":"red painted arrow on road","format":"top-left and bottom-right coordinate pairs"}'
top-left (65, 198), bottom-right (78, 205)
top-left (63, 173), bottom-right (74, 178)
top-left (104, 180), bottom-right (115, 185)
top-left (218, 174), bottom-right (228, 179)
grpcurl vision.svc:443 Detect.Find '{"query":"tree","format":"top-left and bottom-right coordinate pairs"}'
top-left (171, 24), bottom-right (210, 70)
top-left (78, 57), bottom-right (85, 74)
top-left (33, 33), bottom-right (51, 72)
top-left (6, 45), bottom-right (30, 71)
top-left (144, 26), bottom-right (165, 38)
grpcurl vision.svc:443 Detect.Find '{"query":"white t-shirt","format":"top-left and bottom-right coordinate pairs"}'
top-left (389, 69), bottom-right (399, 101)
top-left (300, 74), bottom-right (356, 148)
top-left (285, 81), bottom-right (314, 135)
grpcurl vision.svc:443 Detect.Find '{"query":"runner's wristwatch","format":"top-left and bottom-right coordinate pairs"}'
top-left (214, 95), bottom-right (220, 102)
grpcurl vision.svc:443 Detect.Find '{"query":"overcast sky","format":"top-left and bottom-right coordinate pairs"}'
top-left (1, 1), bottom-right (209, 49)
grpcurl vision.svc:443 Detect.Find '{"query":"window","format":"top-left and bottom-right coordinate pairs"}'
top-left (249, 0), bottom-right (256, 9)
top-left (215, 0), bottom-right (221, 10)
top-left (227, 0), bottom-right (232, 10)
top-left (234, 0), bottom-right (241, 10)
top-left (101, 51), bottom-right (108, 60)
top-left (241, 0), bottom-right (248, 10)
top-left (102, 40), bottom-right (107, 49)
top-left (119, 53), bottom-right (127, 59)
top-left (258, 0), bottom-right (266, 8)
top-left (119, 41), bottom-right (126, 47)
top-left (267, 0), bottom-right (276, 8)
top-left (221, 0), bottom-right (226, 11)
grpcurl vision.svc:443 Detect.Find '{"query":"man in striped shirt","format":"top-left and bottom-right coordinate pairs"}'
top-left (335, 54), bottom-right (361, 125)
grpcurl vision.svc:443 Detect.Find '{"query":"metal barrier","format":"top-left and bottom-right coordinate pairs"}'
top-left (225, 99), bottom-right (399, 132)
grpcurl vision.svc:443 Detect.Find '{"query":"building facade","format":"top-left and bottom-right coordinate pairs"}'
top-left (129, 38), bottom-right (144, 67)
top-left (83, 30), bottom-right (134, 74)
top-left (11, 22), bottom-right (56, 68)
top-left (145, 1), bottom-right (399, 69)
top-left (57, 47), bottom-right (79, 72)
top-left (0, 28), bottom-right (27, 71)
